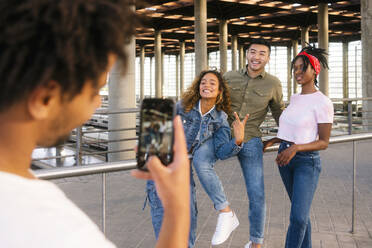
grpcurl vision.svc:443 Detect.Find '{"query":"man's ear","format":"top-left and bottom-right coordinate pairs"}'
top-left (27, 81), bottom-right (61, 120)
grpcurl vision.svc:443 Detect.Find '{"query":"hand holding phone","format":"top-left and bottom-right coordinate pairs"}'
top-left (131, 116), bottom-right (190, 246)
top-left (137, 98), bottom-right (176, 171)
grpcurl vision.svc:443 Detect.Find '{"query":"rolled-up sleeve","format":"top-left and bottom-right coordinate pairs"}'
top-left (214, 118), bottom-right (242, 160)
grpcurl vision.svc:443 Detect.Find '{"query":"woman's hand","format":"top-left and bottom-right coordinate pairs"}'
top-left (232, 112), bottom-right (249, 146)
top-left (263, 138), bottom-right (280, 152)
top-left (276, 144), bottom-right (298, 166)
top-left (274, 123), bottom-right (332, 166)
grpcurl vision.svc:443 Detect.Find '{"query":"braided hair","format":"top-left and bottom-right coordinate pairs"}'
top-left (291, 44), bottom-right (329, 87)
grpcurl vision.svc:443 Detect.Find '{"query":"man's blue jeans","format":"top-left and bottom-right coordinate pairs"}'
top-left (192, 138), bottom-right (229, 211)
top-left (278, 141), bottom-right (321, 248)
top-left (145, 168), bottom-right (197, 248)
top-left (237, 137), bottom-right (266, 244)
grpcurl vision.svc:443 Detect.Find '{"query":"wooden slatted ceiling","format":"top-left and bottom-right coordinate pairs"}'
top-left (135, 0), bottom-right (360, 55)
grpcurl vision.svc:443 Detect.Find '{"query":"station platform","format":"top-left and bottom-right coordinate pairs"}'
top-left (52, 139), bottom-right (372, 248)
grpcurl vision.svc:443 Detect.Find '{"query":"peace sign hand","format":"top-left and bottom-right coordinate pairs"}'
top-left (232, 112), bottom-right (249, 146)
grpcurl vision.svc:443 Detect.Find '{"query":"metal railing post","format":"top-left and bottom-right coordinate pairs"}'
top-left (75, 127), bottom-right (83, 166)
top-left (351, 140), bottom-right (357, 234)
top-left (102, 173), bottom-right (106, 234)
top-left (56, 146), bottom-right (62, 167)
top-left (348, 101), bottom-right (353, 135)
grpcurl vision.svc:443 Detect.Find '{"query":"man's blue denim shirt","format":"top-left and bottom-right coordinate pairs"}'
top-left (176, 101), bottom-right (241, 160)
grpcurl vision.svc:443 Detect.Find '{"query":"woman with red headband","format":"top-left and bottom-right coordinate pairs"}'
top-left (263, 45), bottom-right (333, 248)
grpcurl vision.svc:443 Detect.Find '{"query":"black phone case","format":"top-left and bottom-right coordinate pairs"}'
top-left (136, 98), bottom-right (176, 171)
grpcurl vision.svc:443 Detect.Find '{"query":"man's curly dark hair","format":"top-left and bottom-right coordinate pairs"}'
top-left (0, 0), bottom-right (141, 111)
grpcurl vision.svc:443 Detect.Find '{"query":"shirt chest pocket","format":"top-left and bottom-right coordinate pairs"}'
top-left (229, 87), bottom-right (243, 109)
top-left (250, 88), bottom-right (271, 108)
top-left (206, 122), bottom-right (221, 136)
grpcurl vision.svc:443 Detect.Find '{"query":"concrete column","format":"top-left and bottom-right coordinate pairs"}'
top-left (161, 51), bottom-right (165, 96)
top-left (243, 47), bottom-right (247, 67)
top-left (292, 39), bottom-right (298, 94)
top-left (287, 45), bottom-right (292, 100)
top-left (180, 41), bottom-right (185, 95)
top-left (154, 30), bottom-right (162, 97)
top-left (318, 3), bottom-right (329, 96)
top-left (343, 41), bottom-right (349, 111)
top-left (238, 44), bottom-right (244, 70)
top-left (361, 0), bottom-right (372, 131)
top-left (139, 46), bottom-right (145, 100)
top-left (108, 36), bottom-right (136, 161)
top-left (150, 56), bottom-right (153, 97)
top-left (194, 0), bottom-right (207, 75)
top-left (176, 55), bottom-right (179, 99)
top-left (301, 26), bottom-right (310, 48)
top-left (231, 35), bottom-right (238, 71)
top-left (219, 19), bottom-right (228, 73)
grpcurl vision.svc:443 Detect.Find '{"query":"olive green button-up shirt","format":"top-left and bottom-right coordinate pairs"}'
top-left (224, 67), bottom-right (285, 142)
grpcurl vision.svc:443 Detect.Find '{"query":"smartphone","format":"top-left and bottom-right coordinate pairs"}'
top-left (137, 98), bottom-right (176, 171)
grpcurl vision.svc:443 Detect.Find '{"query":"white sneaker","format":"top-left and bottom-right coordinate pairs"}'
top-left (244, 241), bottom-right (252, 248)
top-left (211, 211), bottom-right (239, 246)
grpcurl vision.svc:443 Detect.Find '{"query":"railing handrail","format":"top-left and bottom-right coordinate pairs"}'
top-left (94, 108), bottom-right (139, 115)
top-left (330, 97), bottom-right (372, 102)
top-left (34, 160), bottom-right (137, 180)
top-left (34, 133), bottom-right (372, 180)
top-left (91, 97), bottom-right (372, 115)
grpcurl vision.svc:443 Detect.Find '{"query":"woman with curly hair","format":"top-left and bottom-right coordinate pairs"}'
top-left (146, 70), bottom-right (248, 247)
top-left (263, 45), bottom-right (334, 248)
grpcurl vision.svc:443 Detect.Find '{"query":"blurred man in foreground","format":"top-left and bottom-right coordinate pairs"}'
top-left (0, 0), bottom-right (190, 247)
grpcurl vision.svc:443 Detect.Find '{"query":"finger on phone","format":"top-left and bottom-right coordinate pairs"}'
top-left (146, 155), bottom-right (168, 181)
top-left (131, 169), bottom-right (152, 180)
top-left (171, 116), bottom-right (188, 163)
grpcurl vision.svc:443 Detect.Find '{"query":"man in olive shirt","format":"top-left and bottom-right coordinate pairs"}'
top-left (224, 39), bottom-right (285, 248)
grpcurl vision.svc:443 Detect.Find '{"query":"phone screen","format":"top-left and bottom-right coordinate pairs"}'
top-left (137, 98), bottom-right (175, 170)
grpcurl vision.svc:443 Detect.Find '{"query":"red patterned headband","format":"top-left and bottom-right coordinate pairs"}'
top-left (298, 51), bottom-right (321, 75)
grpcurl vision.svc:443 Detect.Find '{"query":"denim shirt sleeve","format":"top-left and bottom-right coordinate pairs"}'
top-left (214, 115), bottom-right (242, 160)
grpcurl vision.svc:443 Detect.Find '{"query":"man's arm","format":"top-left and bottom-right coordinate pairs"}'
top-left (132, 116), bottom-right (190, 248)
top-left (269, 81), bottom-right (285, 125)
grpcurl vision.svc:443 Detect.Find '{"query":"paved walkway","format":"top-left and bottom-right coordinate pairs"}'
top-left (53, 140), bottom-right (372, 248)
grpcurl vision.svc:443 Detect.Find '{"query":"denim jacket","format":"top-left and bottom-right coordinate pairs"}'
top-left (176, 101), bottom-right (241, 160)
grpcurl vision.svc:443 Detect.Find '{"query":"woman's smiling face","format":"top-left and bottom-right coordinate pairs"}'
top-left (199, 72), bottom-right (220, 101)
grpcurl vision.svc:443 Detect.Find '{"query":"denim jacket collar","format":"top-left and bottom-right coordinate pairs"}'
top-left (194, 101), bottom-right (218, 120)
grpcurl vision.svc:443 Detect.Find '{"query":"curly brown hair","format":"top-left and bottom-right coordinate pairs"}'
top-left (181, 70), bottom-right (232, 114)
top-left (0, 0), bottom-right (142, 111)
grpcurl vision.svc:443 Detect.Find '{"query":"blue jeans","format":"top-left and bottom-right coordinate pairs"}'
top-left (237, 137), bottom-right (266, 244)
top-left (192, 138), bottom-right (229, 211)
top-left (145, 168), bottom-right (197, 248)
top-left (278, 141), bottom-right (321, 248)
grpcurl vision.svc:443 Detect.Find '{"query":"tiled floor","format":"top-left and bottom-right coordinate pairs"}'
top-left (54, 139), bottom-right (372, 248)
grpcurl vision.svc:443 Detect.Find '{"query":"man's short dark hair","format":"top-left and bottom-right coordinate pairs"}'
top-left (247, 39), bottom-right (271, 54)
top-left (0, 0), bottom-right (140, 112)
